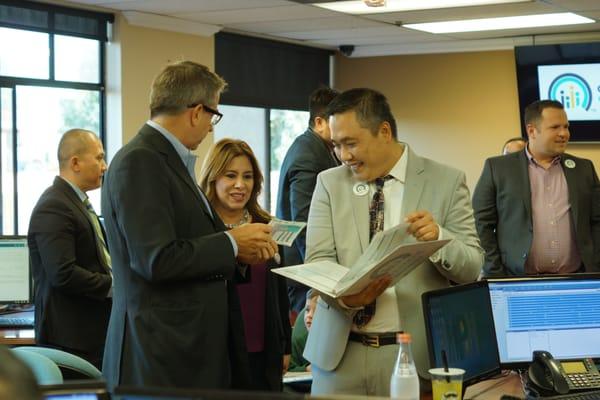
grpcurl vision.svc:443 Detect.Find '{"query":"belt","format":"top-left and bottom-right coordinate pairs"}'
top-left (348, 331), bottom-right (400, 348)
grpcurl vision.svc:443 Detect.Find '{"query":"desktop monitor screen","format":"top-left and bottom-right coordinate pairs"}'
top-left (422, 281), bottom-right (501, 386)
top-left (0, 236), bottom-right (30, 304)
top-left (488, 274), bottom-right (600, 368)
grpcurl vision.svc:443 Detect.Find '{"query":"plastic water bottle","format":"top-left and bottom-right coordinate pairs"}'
top-left (390, 332), bottom-right (420, 400)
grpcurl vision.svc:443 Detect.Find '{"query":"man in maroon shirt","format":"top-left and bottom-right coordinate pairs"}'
top-left (473, 100), bottom-right (600, 277)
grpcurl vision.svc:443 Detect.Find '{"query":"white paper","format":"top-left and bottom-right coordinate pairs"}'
top-left (269, 218), bottom-right (307, 246)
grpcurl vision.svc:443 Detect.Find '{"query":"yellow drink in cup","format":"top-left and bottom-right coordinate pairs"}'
top-left (429, 368), bottom-right (465, 400)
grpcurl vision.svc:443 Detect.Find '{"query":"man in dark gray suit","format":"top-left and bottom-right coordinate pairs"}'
top-left (473, 100), bottom-right (600, 277)
top-left (28, 129), bottom-right (111, 369)
top-left (276, 86), bottom-right (339, 314)
top-left (101, 61), bottom-right (278, 389)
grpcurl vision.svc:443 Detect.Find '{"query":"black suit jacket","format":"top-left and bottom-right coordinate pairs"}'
top-left (275, 129), bottom-right (338, 311)
top-left (473, 150), bottom-right (600, 277)
top-left (101, 124), bottom-right (251, 390)
top-left (28, 176), bottom-right (112, 367)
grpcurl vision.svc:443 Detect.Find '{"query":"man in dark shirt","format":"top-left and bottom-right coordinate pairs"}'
top-left (276, 87), bottom-right (339, 314)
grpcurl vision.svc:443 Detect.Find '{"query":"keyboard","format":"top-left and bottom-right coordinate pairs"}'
top-left (542, 390), bottom-right (600, 400)
top-left (0, 315), bottom-right (34, 328)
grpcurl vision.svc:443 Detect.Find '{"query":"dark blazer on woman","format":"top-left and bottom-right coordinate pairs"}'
top-left (245, 249), bottom-right (291, 390)
top-left (28, 176), bottom-right (112, 368)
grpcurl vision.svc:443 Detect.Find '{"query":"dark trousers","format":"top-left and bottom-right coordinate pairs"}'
top-left (248, 351), bottom-right (270, 391)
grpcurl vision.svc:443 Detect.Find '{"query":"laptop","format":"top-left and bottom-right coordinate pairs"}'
top-left (422, 280), bottom-right (502, 386)
top-left (487, 274), bottom-right (600, 369)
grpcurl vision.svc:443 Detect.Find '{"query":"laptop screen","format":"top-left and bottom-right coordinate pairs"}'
top-left (488, 275), bottom-right (600, 367)
top-left (422, 281), bottom-right (501, 386)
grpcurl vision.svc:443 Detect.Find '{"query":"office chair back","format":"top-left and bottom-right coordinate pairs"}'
top-left (15, 346), bottom-right (102, 380)
top-left (11, 348), bottom-right (63, 385)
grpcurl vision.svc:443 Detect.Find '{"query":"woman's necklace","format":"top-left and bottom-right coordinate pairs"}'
top-left (224, 209), bottom-right (250, 229)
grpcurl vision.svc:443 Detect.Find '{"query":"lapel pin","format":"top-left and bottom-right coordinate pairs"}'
top-left (564, 159), bottom-right (576, 169)
top-left (353, 182), bottom-right (369, 196)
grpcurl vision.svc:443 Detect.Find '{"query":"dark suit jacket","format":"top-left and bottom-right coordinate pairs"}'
top-left (28, 176), bottom-right (112, 368)
top-left (101, 124), bottom-right (251, 390)
top-left (275, 129), bottom-right (338, 311)
top-left (473, 150), bottom-right (600, 277)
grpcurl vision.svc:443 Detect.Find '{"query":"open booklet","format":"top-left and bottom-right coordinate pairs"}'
top-left (272, 223), bottom-right (451, 298)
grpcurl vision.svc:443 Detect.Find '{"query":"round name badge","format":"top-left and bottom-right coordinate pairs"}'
top-left (564, 159), bottom-right (576, 169)
top-left (353, 182), bottom-right (369, 196)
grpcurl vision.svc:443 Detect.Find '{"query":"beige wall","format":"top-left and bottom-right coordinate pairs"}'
top-left (113, 15), bottom-right (216, 174)
top-left (334, 51), bottom-right (600, 191)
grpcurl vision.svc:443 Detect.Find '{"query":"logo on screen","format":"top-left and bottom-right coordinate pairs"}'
top-left (548, 73), bottom-right (592, 111)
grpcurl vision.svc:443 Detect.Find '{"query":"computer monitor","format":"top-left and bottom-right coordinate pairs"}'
top-left (0, 236), bottom-right (31, 304)
top-left (422, 281), bottom-right (501, 386)
top-left (113, 386), bottom-right (303, 400)
top-left (488, 274), bottom-right (600, 368)
top-left (42, 381), bottom-right (109, 400)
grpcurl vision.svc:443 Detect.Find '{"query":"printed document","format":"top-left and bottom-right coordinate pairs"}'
top-left (273, 223), bottom-right (450, 298)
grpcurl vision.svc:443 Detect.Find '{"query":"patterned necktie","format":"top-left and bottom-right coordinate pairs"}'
top-left (353, 175), bottom-right (394, 328)
top-left (83, 198), bottom-right (112, 270)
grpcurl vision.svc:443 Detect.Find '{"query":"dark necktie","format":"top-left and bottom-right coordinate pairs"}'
top-left (83, 197), bottom-right (112, 270)
top-left (353, 175), bottom-right (394, 328)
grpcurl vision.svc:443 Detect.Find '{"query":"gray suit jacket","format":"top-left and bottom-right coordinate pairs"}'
top-left (472, 150), bottom-right (600, 277)
top-left (303, 146), bottom-right (483, 378)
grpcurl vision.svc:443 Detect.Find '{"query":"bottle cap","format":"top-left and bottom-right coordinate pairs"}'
top-left (397, 332), bottom-right (411, 343)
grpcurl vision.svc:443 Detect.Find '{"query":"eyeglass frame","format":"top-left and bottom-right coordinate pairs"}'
top-left (187, 103), bottom-right (223, 125)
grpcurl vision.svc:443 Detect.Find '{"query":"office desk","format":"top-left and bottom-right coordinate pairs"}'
top-left (0, 309), bottom-right (35, 346)
top-left (465, 371), bottom-right (523, 399)
top-left (0, 327), bottom-right (35, 345)
top-left (286, 370), bottom-right (523, 399)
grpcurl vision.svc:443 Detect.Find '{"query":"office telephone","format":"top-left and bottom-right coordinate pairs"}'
top-left (528, 351), bottom-right (600, 395)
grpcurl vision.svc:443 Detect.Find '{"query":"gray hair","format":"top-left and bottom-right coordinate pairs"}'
top-left (150, 61), bottom-right (227, 118)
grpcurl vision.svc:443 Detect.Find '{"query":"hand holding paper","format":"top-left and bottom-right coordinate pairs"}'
top-left (273, 223), bottom-right (451, 298)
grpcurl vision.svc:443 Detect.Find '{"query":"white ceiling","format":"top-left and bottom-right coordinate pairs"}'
top-left (54, 0), bottom-right (600, 57)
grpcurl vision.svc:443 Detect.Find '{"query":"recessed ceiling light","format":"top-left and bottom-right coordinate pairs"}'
top-left (403, 12), bottom-right (594, 33)
top-left (314, 0), bottom-right (531, 15)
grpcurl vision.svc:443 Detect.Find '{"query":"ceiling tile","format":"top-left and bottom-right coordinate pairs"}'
top-left (228, 15), bottom-right (384, 34)
top-left (547, 0), bottom-right (600, 12)
top-left (91, 0), bottom-right (291, 14)
top-left (176, 4), bottom-right (340, 24)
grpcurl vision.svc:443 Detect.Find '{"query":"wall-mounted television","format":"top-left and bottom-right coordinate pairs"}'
top-left (515, 42), bottom-right (600, 142)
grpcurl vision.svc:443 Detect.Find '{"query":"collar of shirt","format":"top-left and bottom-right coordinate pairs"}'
top-left (59, 176), bottom-right (87, 202)
top-left (146, 120), bottom-right (199, 180)
top-left (374, 142), bottom-right (408, 185)
top-left (525, 144), bottom-right (561, 169)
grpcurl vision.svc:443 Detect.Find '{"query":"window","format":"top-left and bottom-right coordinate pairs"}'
top-left (214, 32), bottom-right (329, 214)
top-left (213, 106), bottom-right (309, 212)
top-left (0, 1), bottom-right (112, 234)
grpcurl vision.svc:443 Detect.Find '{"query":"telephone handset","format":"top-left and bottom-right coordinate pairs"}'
top-left (528, 351), bottom-right (600, 395)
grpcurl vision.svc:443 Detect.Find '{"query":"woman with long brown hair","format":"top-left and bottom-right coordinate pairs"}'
top-left (199, 138), bottom-right (291, 391)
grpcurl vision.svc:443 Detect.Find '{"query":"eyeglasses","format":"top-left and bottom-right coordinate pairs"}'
top-left (188, 103), bottom-right (223, 125)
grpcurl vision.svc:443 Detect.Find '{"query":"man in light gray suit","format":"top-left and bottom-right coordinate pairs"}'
top-left (303, 88), bottom-right (483, 396)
